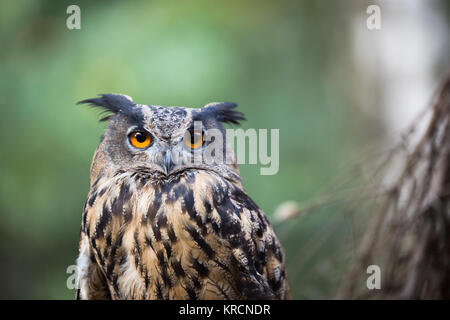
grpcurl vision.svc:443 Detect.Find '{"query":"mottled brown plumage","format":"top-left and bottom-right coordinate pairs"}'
top-left (75, 94), bottom-right (290, 300)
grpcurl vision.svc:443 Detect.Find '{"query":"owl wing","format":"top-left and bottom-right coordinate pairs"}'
top-left (204, 184), bottom-right (290, 299)
top-left (75, 231), bottom-right (111, 300)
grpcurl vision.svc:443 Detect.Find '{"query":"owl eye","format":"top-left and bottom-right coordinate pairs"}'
top-left (129, 131), bottom-right (152, 149)
top-left (184, 129), bottom-right (204, 149)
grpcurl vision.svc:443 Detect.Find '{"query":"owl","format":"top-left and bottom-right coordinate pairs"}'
top-left (75, 94), bottom-right (290, 300)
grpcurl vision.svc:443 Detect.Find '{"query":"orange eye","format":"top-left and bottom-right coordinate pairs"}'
top-left (129, 131), bottom-right (152, 149)
top-left (184, 129), bottom-right (204, 149)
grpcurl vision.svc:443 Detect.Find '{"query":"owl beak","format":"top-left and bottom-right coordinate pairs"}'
top-left (163, 150), bottom-right (174, 175)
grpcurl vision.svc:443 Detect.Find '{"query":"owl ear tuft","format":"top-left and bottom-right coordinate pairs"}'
top-left (203, 102), bottom-right (246, 125)
top-left (77, 94), bottom-right (136, 122)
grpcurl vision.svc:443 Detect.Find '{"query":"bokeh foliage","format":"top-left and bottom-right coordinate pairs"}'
top-left (0, 0), bottom-right (367, 299)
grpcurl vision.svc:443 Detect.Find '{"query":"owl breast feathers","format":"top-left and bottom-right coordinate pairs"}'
top-left (76, 94), bottom-right (290, 300)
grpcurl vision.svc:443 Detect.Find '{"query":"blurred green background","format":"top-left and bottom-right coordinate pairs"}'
top-left (0, 0), bottom-right (448, 299)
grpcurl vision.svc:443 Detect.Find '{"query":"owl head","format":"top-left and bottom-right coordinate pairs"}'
top-left (79, 94), bottom-right (245, 184)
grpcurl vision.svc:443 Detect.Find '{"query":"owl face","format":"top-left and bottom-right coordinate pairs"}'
top-left (79, 94), bottom-right (245, 183)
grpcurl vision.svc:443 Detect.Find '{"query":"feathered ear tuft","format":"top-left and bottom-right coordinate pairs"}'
top-left (77, 94), bottom-right (136, 121)
top-left (203, 102), bottom-right (246, 125)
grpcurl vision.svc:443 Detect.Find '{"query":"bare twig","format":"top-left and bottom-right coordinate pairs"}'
top-left (338, 73), bottom-right (450, 299)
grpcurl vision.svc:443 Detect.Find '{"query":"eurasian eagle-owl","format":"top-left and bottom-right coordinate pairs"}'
top-left (76, 94), bottom-right (290, 300)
